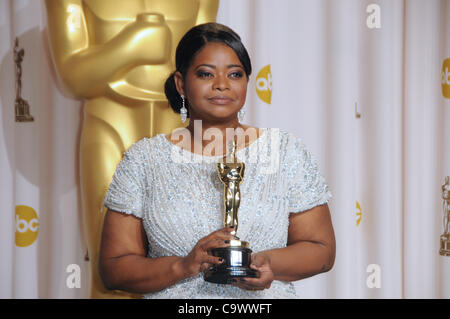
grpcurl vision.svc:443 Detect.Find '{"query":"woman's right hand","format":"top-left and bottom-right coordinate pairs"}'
top-left (179, 227), bottom-right (236, 277)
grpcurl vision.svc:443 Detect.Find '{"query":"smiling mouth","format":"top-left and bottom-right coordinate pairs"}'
top-left (208, 96), bottom-right (233, 105)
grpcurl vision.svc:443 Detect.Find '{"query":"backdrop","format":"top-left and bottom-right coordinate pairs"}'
top-left (0, 0), bottom-right (449, 298)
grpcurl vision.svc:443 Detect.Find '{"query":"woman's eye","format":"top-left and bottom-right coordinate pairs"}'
top-left (229, 71), bottom-right (244, 78)
top-left (197, 71), bottom-right (213, 78)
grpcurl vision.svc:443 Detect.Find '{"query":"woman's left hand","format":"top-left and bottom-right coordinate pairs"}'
top-left (231, 252), bottom-right (274, 290)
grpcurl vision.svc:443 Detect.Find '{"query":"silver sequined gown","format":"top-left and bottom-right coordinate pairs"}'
top-left (103, 127), bottom-right (332, 299)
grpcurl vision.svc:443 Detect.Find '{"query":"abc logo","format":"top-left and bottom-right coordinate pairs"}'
top-left (256, 64), bottom-right (272, 104)
top-left (15, 205), bottom-right (39, 247)
top-left (442, 58), bottom-right (450, 99)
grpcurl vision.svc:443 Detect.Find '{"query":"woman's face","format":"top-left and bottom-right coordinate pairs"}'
top-left (176, 42), bottom-right (248, 123)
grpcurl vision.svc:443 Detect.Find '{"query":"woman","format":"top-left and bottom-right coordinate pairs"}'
top-left (100, 23), bottom-right (335, 298)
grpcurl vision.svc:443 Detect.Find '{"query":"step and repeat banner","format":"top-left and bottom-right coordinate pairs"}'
top-left (0, 0), bottom-right (449, 298)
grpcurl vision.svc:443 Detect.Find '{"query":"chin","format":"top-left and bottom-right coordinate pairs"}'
top-left (203, 109), bottom-right (238, 120)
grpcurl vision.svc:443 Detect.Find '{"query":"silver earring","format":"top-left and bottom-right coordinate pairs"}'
top-left (238, 107), bottom-right (246, 123)
top-left (180, 94), bottom-right (187, 123)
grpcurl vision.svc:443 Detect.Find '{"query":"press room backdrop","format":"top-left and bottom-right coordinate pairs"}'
top-left (0, 0), bottom-right (449, 298)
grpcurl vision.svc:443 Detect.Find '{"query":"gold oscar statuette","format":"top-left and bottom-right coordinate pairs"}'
top-left (45, 0), bottom-right (219, 298)
top-left (14, 37), bottom-right (33, 122)
top-left (440, 176), bottom-right (450, 256)
top-left (204, 139), bottom-right (258, 284)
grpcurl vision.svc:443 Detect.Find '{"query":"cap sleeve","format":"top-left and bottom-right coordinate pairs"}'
top-left (103, 145), bottom-right (146, 219)
top-left (287, 136), bottom-right (332, 213)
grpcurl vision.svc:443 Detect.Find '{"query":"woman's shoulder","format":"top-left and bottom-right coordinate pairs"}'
top-left (122, 134), bottom-right (166, 159)
top-left (262, 127), bottom-right (304, 147)
top-left (263, 128), bottom-right (313, 163)
top-left (237, 126), bottom-right (297, 143)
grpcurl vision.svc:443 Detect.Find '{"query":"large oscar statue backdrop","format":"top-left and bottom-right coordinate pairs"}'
top-left (44, 0), bottom-right (219, 298)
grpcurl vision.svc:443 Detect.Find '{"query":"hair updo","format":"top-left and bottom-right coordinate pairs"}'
top-left (164, 23), bottom-right (252, 118)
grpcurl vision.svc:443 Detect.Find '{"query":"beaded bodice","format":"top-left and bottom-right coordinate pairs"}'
top-left (104, 127), bottom-right (332, 298)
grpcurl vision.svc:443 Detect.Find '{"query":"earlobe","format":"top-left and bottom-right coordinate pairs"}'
top-left (174, 71), bottom-right (185, 96)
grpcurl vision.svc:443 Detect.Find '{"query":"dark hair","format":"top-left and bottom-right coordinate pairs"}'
top-left (164, 23), bottom-right (252, 118)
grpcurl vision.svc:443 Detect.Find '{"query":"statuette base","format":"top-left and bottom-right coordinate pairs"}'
top-left (15, 114), bottom-right (34, 122)
top-left (440, 235), bottom-right (450, 256)
top-left (204, 245), bottom-right (258, 284)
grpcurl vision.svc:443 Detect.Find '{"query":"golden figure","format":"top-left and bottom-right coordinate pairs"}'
top-left (217, 140), bottom-right (245, 238)
top-left (44, 0), bottom-right (219, 298)
top-left (204, 139), bottom-right (257, 284)
top-left (14, 37), bottom-right (33, 122)
top-left (440, 176), bottom-right (450, 256)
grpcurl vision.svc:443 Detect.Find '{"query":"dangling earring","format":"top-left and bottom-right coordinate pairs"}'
top-left (180, 94), bottom-right (187, 123)
top-left (238, 107), bottom-right (246, 123)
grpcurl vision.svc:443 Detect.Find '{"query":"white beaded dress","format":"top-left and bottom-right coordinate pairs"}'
top-left (103, 127), bottom-right (332, 299)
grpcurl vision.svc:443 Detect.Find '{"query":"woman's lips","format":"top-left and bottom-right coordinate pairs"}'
top-left (208, 96), bottom-right (233, 105)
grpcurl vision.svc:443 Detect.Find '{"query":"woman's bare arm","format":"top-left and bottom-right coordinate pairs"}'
top-left (98, 210), bottom-right (188, 294)
top-left (257, 203), bottom-right (336, 282)
top-left (99, 209), bottom-right (233, 294)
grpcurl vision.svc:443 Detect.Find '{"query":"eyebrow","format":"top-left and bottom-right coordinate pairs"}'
top-left (195, 64), bottom-right (244, 70)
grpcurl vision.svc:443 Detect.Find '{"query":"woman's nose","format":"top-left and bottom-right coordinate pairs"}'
top-left (212, 75), bottom-right (229, 91)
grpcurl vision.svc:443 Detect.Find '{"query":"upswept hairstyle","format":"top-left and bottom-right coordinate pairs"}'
top-left (164, 22), bottom-right (252, 118)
